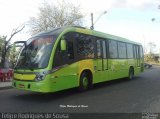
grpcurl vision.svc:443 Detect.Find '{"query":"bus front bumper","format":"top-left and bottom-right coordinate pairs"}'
top-left (12, 79), bottom-right (51, 93)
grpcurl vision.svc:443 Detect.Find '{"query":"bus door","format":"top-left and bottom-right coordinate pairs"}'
top-left (96, 39), bottom-right (107, 71)
top-left (96, 40), bottom-right (103, 71)
top-left (102, 40), bottom-right (108, 70)
top-left (134, 45), bottom-right (140, 67)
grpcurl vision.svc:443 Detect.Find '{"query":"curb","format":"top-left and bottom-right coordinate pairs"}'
top-left (0, 81), bottom-right (12, 90)
top-left (0, 86), bottom-right (12, 90)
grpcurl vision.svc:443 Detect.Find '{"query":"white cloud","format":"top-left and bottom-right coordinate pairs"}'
top-left (76, 0), bottom-right (157, 13)
top-left (126, 0), bottom-right (157, 10)
top-left (0, 0), bottom-right (41, 35)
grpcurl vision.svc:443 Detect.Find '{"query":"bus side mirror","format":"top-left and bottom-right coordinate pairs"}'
top-left (60, 39), bottom-right (67, 51)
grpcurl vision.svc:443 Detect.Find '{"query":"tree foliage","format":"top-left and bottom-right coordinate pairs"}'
top-left (0, 25), bottom-right (25, 68)
top-left (144, 54), bottom-right (155, 62)
top-left (144, 54), bottom-right (159, 63)
top-left (29, 1), bottom-right (84, 35)
top-left (0, 38), bottom-right (18, 68)
top-left (0, 36), bottom-right (6, 63)
top-left (7, 44), bottom-right (20, 67)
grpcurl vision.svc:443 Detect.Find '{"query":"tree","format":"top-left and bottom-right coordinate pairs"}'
top-left (0, 36), bottom-right (6, 66)
top-left (0, 25), bottom-right (25, 68)
top-left (29, 1), bottom-right (84, 35)
top-left (144, 54), bottom-right (154, 62)
top-left (7, 44), bottom-right (20, 68)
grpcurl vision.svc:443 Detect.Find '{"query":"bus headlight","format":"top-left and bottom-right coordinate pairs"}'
top-left (35, 72), bottom-right (47, 81)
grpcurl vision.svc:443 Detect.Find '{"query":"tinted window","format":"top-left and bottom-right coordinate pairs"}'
top-left (67, 41), bottom-right (74, 59)
top-left (109, 40), bottom-right (118, 58)
top-left (140, 46), bottom-right (143, 58)
top-left (102, 40), bottom-right (107, 58)
top-left (96, 40), bottom-right (102, 58)
top-left (118, 42), bottom-right (127, 58)
top-left (53, 32), bottom-right (75, 68)
top-left (127, 44), bottom-right (134, 58)
top-left (77, 34), bottom-right (94, 58)
top-left (65, 33), bottom-right (75, 60)
top-left (16, 36), bottom-right (55, 69)
top-left (133, 45), bottom-right (140, 59)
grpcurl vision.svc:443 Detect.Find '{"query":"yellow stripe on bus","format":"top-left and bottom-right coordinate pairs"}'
top-left (76, 29), bottom-right (92, 35)
top-left (14, 73), bottom-right (36, 81)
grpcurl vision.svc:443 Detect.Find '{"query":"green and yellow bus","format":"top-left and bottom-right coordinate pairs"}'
top-left (12, 26), bottom-right (144, 93)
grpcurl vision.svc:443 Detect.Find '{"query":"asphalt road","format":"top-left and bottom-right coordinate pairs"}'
top-left (0, 65), bottom-right (160, 113)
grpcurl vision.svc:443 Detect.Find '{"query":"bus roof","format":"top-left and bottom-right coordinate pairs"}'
top-left (65, 26), bottom-right (141, 45)
top-left (34, 26), bottom-right (141, 45)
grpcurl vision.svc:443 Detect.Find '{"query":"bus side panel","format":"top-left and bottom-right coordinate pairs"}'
top-left (49, 62), bottom-right (79, 92)
top-left (93, 71), bottom-right (109, 84)
top-left (133, 59), bottom-right (142, 76)
top-left (134, 67), bottom-right (141, 76)
top-left (108, 59), bottom-right (129, 80)
top-left (93, 59), bottom-right (109, 84)
top-left (78, 59), bottom-right (94, 77)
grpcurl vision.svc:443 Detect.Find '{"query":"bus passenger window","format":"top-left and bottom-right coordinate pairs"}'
top-left (118, 42), bottom-right (127, 58)
top-left (97, 40), bottom-right (102, 58)
top-left (77, 35), bottom-right (94, 59)
top-left (109, 40), bottom-right (118, 58)
top-left (102, 41), bottom-right (107, 59)
top-left (127, 44), bottom-right (134, 58)
top-left (140, 46), bottom-right (144, 58)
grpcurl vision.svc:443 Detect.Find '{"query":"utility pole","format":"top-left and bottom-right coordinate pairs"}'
top-left (90, 11), bottom-right (107, 30)
top-left (90, 13), bottom-right (94, 30)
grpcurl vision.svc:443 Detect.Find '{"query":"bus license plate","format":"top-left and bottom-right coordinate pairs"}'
top-left (19, 84), bottom-right (25, 88)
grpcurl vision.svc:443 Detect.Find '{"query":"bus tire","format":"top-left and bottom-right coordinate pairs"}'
top-left (128, 67), bottom-right (134, 80)
top-left (79, 72), bottom-right (90, 91)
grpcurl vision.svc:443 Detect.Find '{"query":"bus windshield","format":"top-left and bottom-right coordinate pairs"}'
top-left (15, 35), bottom-right (57, 70)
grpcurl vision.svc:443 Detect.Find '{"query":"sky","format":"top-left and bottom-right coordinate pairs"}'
top-left (0, 0), bottom-right (160, 53)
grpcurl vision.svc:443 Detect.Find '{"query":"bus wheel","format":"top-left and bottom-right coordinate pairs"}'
top-left (79, 72), bottom-right (89, 91)
top-left (128, 68), bottom-right (134, 80)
